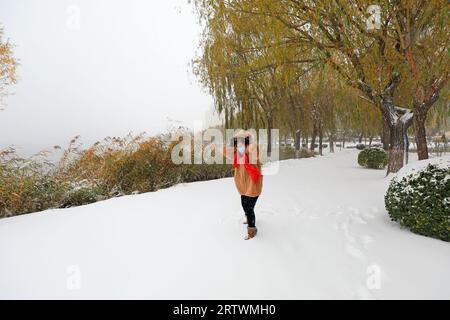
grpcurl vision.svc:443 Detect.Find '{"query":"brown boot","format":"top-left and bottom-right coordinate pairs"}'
top-left (245, 227), bottom-right (257, 240)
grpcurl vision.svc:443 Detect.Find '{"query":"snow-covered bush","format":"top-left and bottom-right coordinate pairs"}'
top-left (385, 157), bottom-right (450, 241)
top-left (0, 135), bottom-right (235, 219)
top-left (0, 148), bottom-right (64, 218)
top-left (358, 147), bottom-right (388, 169)
top-left (356, 143), bottom-right (366, 150)
top-left (60, 180), bottom-right (105, 208)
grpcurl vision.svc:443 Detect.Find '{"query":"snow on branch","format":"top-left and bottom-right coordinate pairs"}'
top-left (399, 109), bottom-right (414, 125)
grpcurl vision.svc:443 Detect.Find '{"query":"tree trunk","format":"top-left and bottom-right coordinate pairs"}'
top-left (413, 112), bottom-right (429, 160)
top-left (369, 136), bottom-right (373, 145)
top-left (379, 90), bottom-right (413, 174)
top-left (358, 133), bottom-right (363, 144)
top-left (405, 132), bottom-right (410, 165)
top-left (387, 117), bottom-right (414, 174)
top-left (387, 122), bottom-right (406, 173)
top-left (267, 112), bottom-right (273, 156)
top-left (310, 126), bottom-right (317, 152)
top-left (295, 130), bottom-right (301, 151)
top-left (381, 116), bottom-right (390, 151)
top-left (318, 129), bottom-right (323, 156)
top-left (329, 134), bottom-right (335, 153)
top-left (224, 108), bottom-right (229, 129)
top-left (295, 129), bottom-right (301, 158)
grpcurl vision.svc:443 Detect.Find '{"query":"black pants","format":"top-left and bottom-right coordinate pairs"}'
top-left (241, 195), bottom-right (259, 228)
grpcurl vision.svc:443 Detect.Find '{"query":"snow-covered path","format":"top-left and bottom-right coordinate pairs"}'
top-left (0, 149), bottom-right (449, 299)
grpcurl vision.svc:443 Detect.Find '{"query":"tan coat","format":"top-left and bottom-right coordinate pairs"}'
top-left (223, 144), bottom-right (263, 197)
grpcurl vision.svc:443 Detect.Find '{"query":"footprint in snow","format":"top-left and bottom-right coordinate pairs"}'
top-left (329, 210), bottom-right (343, 216)
top-left (259, 207), bottom-right (278, 216)
top-left (290, 207), bottom-right (304, 217)
top-left (345, 207), bottom-right (368, 225)
top-left (337, 217), bottom-right (371, 265)
top-left (359, 207), bottom-right (380, 219)
top-left (338, 220), bottom-right (356, 243)
top-left (362, 212), bottom-right (376, 219)
top-left (350, 214), bottom-right (368, 225)
top-left (360, 235), bottom-right (374, 248)
top-left (345, 243), bottom-right (367, 264)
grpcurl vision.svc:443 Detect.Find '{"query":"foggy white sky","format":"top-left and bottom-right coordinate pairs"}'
top-left (0, 0), bottom-right (218, 155)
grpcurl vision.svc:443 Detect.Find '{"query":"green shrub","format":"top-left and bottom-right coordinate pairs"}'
top-left (385, 163), bottom-right (450, 241)
top-left (279, 147), bottom-right (316, 160)
top-left (60, 184), bottom-right (105, 208)
top-left (358, 147), bottom-right (388, 169)
top-left (358, 149), bottom-right (369, 166)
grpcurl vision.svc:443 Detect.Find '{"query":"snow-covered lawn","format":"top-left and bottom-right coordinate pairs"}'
top-left (0, 149), bottom-right (449, 299)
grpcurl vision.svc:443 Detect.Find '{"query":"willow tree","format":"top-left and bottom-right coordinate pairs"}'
top-left (278, 0), bottom-right (448, 172)
top-left (0, 26), bottom-right (17, 109)
top-left (282, 78), bottom-right (310, 153)
top-left (404, 6), bottom-right (449, 160)
top-left (202, 0), bottom-right (448, 172)
top-left (193, 0), bottom-right (315, 154)
top-left (426, 87), bottom-right (450, 138)
top-left (303, 67), bottom-right (338, 154)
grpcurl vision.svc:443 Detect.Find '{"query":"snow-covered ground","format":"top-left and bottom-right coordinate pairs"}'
top-left (0, 149), bottom-right (449, 299)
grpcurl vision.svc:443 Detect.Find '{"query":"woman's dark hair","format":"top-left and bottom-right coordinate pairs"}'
top-left (232, 136), bottom-right (250, 148)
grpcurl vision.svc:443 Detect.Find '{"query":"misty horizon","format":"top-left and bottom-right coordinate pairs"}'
top-left (0, 0), bottom-right (220, 157)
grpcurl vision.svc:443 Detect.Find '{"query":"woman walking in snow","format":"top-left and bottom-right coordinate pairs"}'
top-left (221, 131), bottom-right (263, 240)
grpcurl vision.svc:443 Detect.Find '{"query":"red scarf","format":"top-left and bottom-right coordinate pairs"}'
top-left (233, 151), bottom-right (262, 184)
